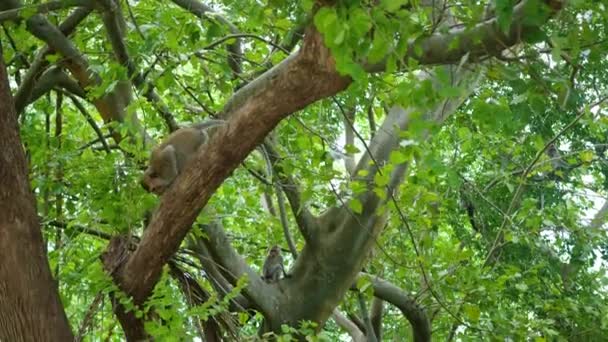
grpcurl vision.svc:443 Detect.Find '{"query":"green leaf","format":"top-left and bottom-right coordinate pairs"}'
top-left (580, 150), bottom-right (594, 162)
top-left (20, 6), bottom-right (38, 20)
top-left (356, 275), bottom-right (372, 291)
top-left (349, 198), bottom-right (363, 214)
top-left (314, 8), bottom-right (338, 32)
top-left (349, 8), bottom-right (372, 37)
top-left (301, 0), bottom-right (314, 12)
top-left (495, 0), bottom-right (515, 33)
top-left (457, 127), bottom-right (471, 140)
top-left (345, 144), bottom-right (360, 154)
top-left (438, 86), bottom-right (462, 98)
top-left (367, 30), bottom-right (390, 64)
top-left (389, 150), bottom-right (408, 164)
top-left (333, 27), bottom-right (346, 45)
top-left (463, 304), bottom-right (481, 322)
top-left (374, 171), bottom-right (390, 187)
top-left (381, 0), bottom-right (408, 13)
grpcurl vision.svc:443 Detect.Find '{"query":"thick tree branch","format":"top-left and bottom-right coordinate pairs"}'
top-left (366, 274), bottom-right (430, 342)
top-left (18, 67), bottom-right (86, 112)
top-left (365, 0), bottom-right (565, 72)
top-left (199, 222), bottom-right (281, 317)
top-left (0, 0), bottom-right (91, 22)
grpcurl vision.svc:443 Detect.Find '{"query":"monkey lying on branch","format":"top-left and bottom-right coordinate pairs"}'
top-left (141, 120), bottom-right (273, 196)
top-left (141, 120), bottom-right (225, 195)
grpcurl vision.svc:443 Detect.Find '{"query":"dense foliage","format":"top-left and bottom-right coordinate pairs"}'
top-left (1, 0), bottom-right (607, 340)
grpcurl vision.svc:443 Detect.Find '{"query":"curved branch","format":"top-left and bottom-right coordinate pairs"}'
top-left (0, 0), bottom-right (91, 23)
top-left (332, 309), bottom-right (365, 342)
top-left (13, 6), bottom-right (92, 116)
top-left (18, 67), bottom-right (86, 112)
top-left (365, 0), bottom-right (566, 72)
top-left (365, 274), bottom-right (430, 342)
top-left (5, 0), bottom-right (152, 144)
top-left (199, 222), bottom-right (282, 317)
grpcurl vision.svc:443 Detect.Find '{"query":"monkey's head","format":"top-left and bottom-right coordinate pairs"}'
top-left (141, 145), bottom-right (178, 195)
top-left (268, 245), bottom-right (281, 257)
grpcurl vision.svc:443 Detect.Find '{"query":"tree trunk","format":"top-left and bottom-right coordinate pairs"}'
top-left (0, 44), bottom-right (74, 341)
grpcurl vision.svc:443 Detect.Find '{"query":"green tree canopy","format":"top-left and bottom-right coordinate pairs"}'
top-left (0, 0), bottom-right (607, 341)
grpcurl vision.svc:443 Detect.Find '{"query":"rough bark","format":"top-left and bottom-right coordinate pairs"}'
top-left (0, 43), bottom-right (74, 342)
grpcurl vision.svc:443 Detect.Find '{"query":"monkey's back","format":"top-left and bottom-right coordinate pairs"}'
top-left (161, 127), bottom-right (208, 171)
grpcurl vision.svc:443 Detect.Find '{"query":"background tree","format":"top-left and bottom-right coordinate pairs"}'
top-left (1, 0), bottom-right (607, 340)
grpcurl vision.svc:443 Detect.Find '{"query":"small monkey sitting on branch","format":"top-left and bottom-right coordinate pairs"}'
top-left (141, 120), bottom-right (225, 195)
top-left (262, 245), bottom-right (288, 283)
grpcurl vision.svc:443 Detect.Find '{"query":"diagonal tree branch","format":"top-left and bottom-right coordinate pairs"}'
top-left (0, 0), bottom-right (91, 22)
top-left (19, 67), bottom-right (86, 112)
top-left (4, 0), bottom-right (152, 145)
top-left (13, 6), bottom-right (92, 115)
